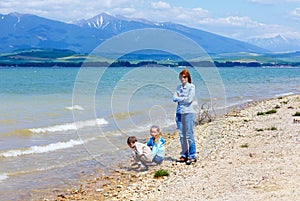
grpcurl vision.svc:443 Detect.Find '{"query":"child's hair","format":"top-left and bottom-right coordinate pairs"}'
top-left (127, 136), bottom-right (137, 144)
top-left (150, 125), bottom-right (162, 143)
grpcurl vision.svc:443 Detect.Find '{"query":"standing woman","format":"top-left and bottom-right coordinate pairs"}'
top-left (173, 69), bottom-right (196, 165)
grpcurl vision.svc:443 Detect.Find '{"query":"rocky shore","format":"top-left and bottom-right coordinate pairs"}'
top-left (46, 94), bottom-right (300, 201)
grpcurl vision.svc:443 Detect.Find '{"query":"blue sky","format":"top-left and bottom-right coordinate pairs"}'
top-left (0, 0), bottom-right (299, 41)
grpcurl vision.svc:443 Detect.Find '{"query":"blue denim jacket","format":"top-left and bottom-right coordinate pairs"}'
top-left (173, 82), bottom-right (196, 114)
top-left (146, 136), bottom-right (166, 161)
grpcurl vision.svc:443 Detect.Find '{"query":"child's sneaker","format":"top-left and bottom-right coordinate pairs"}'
top-left (137, 164), bottom-right (148, 171)
top-left (130, 162), bottom-right (141, 169)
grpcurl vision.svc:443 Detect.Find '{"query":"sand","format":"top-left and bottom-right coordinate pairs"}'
top-left (43, 94), bottom-right (300, 201)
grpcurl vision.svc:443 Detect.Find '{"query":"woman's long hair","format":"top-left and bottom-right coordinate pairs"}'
top-left (179, 69), bottom-right (192, 83)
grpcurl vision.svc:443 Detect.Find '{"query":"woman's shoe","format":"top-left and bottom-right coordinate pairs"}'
top-left (186, 158), bottom-right (197, 165)
top-left (176, 156), bottom-right (187, 163)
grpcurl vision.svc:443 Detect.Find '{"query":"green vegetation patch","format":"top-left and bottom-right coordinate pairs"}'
top-left (257, 109), bottom-right (277, 116)
top-left (257, 112), bottom-right (265, 116)
top-left (256, 127), bottom-right (277, 131)
top-left (293, 112), bottom-right (300, 116)
top-left (265, 109), bottom-right (277, 114)
top-left (154, 169), bottom-right (169, 178)
top-left (267, 127), bottom-right (277, 131)
top-left (274, 105), bottom-right (280, 109)
top-left (240, 143), bottom-right (249, 148)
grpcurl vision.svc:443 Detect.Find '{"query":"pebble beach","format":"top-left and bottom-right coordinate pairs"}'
top-left (42, 94), bottom-right (300, 201)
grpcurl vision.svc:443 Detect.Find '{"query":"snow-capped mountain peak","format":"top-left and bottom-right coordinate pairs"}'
top-left (77, 13), bottom-right (114, 29)
top-left (248, 34), bottom-right (300, 52)
top-left (274, 34), bottom-right (288, 42)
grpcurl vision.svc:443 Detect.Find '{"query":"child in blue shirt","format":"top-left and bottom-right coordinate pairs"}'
top-left (146, 125), bottom-right (166, 164)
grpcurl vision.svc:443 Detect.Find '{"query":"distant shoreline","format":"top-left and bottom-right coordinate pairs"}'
top-left (0, 61), bottom-right (299, 68)
top-left (1, 48), bottom-right (299, 68)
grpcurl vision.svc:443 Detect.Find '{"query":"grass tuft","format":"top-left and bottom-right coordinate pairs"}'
top-left (257, 112), bottom-right (265, 116)
top-left (265, 109), bottom-right (277, 114)
top-left (240, 143), bottom-right (249, 148)
top-left (274, 105), bottom-right (280, 109)
top-left (154, 169), bottom-right (169, 178)
top-left (257, 109), bottom-right (277, 116)
top-left (267, 126), bottom-right (277, 131)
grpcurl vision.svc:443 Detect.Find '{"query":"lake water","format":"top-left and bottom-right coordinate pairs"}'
top-left (0, 66), bottom-right (299, 200)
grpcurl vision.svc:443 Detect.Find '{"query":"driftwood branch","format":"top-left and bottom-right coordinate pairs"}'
top-left (195, 103), bottom-right (217, 125)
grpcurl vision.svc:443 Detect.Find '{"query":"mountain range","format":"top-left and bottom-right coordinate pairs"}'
top-left (0, 12), bottom-right (296, 54)
top-left (248, 35), bottom-right (300, 52)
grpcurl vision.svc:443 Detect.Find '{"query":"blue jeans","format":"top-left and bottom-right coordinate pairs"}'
top-left (153, 155), bottom-right (164, 164)
top-left (176, 113), bottom-right (196, 159)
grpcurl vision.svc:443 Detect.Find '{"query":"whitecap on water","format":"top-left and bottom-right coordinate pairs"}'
top-left (0, 138), bottom-right (93, 158)
top-left (28, 118), bottom-right (108, 133)
top-left (0, 173), bottom-right (8, 182)
top-left (65, 105), bottom-right (84, 111)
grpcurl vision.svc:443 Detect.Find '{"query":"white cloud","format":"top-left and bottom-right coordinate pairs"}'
top-left (198, 16), bottom-right (263, 28)
top-left (248, 0), bottom-right (277, 5)
top-left (151, 1), bottom-right (171, 9)
top-left (126, 4), bottom-right (209, 25)
top-left (290, 8), bottom-right (300, 20)
top-left (282, 31), bottom-right (300, 39)
top-left (181, 13), bottom-right (300, 41)
top-left (123, 4), bottom-right (286, 41)
top-left (112, 7), bottom-right (136, 16)
top-left (192, 7), bottom-right (208, 13)
top-left (0, 0), bottom-right (134, 22)
top-left (248, 0), bottom-right (300, 4)
top-left (210, 22), bottom-right (300, 41)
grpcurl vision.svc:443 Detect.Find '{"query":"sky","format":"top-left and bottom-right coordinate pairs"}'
top-left (0, 0), bottom-right (300, 41)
